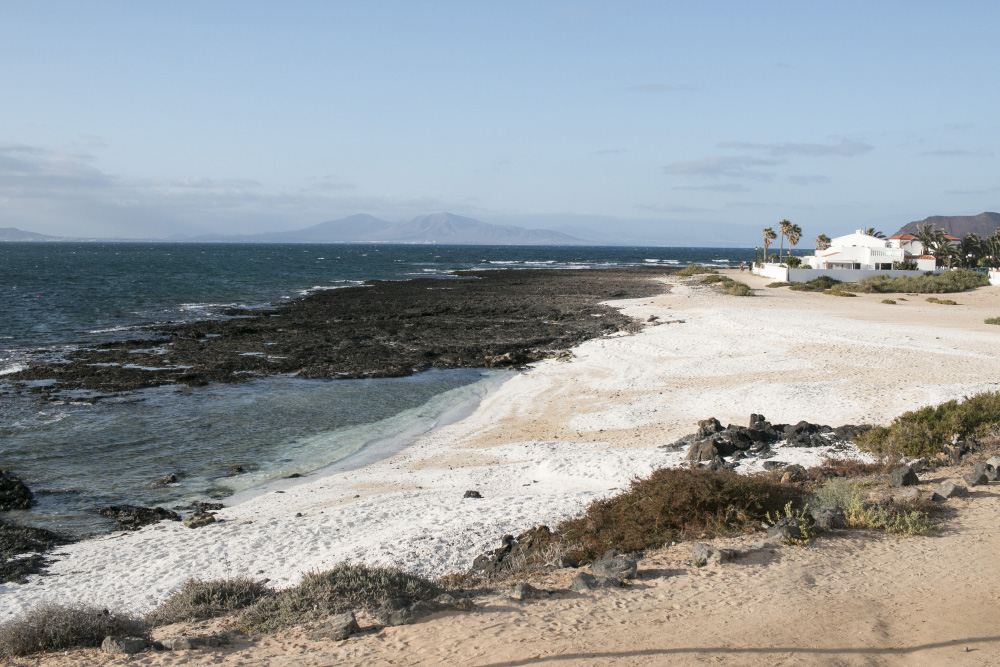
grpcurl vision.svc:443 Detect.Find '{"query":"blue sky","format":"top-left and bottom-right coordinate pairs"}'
top-left (1, 1), bottom-right (997, 245)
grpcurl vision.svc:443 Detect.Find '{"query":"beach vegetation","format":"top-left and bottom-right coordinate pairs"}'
top-left (892, 260), bottom-right (918, 270)
top-left (809, 478), bottom-right (934, 536)
top-left (823, 289), bottom-right (857, 297)
top-left (815, 234), bottom-right (831, 251)
top-left (785, 255), bottom-right (803, 268)
top-left (147, 576), bottom-right (273, 627)
top-left (557, 467), bottom-right (801, 563)
top-left (985, 316), bottom-right (1000, 325)
top-left (849, 269), bottom-right (987, 294)
top-left (767, 281), bottom-right (792, 288)
top-left (810, 457), bottom-right (888, 478)
top-left (700, 274), bottom-right (725, 284)
top-left (766, 502), bottom-right (815, 546)
top-left (676, 263), bottom-right (718, 276)
top-left (788, 276), bottom-right (842, 292)
top-left (762, 227), bottom-right (777, 260)
top-left (0, 603), bottom-right (148, 659)
top-left (233, 564), bottom-right (441, 634)
top-left (856, 391), bottom-right (1000, 459)
top-left (925, 297), bottom-right (958, 305)
top-left (881, 299), bottom-right (896, 304)
top-left (700, 275), bottom-right (754, 296)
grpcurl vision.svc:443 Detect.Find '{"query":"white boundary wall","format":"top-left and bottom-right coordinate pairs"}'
top-left (752, 264), bottom-right (937, 284)
top-left (990, 269), bottom-right (1000, 286)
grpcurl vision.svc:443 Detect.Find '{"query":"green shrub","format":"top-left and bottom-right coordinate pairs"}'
top-left (0, 604), bottom-right (148, 658)
top-left (809, 478), bottom-right (934, 536)
top-left (723, 280), bottom-right (754, 297)
top-left (676, 263), bottom-right (718, 276)
top-left (700, 274), bottom-right (725, 284)
top-left (789, 276), bottom-right (843, 292)
top-left (147, 577), bottom-right (273, 627)
top-left (234, 564), bottom-right (441, 634)
top-left (986, 317), bottom-right (1000, 325)
top-left (557, 468), bottom-right (800, 563)
top-left (767, 282), bottom-right (792, 288)
top-left (851, 269), bottom-right (988, 294)
top-left (824, 289), bottom-right (857, 297)
top-left (926, 297), bottom-right (958, 305)
top-left (857, 392), bottom-right (1000, 458)
top-left (881, 299), bottom-right (897, 305)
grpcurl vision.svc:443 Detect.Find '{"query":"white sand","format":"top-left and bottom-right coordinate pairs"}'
top-left (3, 271), bottom-right (1000, 619)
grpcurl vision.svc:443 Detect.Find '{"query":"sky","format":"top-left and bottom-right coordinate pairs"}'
top-left (1, 1), bottom-right (998, 245)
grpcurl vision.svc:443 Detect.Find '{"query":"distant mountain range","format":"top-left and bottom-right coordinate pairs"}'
top-left (188, 212), bottom-right (587, 245)
top-left (894, 212), bottom-right (1000, 238)
top-left (0, 227), bottom-right (63, 242)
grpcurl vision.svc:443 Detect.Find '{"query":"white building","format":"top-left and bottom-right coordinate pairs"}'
top-left (804, 230), bottom-right (936, 272)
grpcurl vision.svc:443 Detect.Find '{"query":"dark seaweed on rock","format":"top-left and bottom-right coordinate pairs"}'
top-left (8, 268), bottom-right (671, 395)
top-left (0, 519), bottom-right (73, 584)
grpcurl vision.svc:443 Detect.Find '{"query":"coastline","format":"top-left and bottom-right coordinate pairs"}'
top-left (4, 269), bottom-right (1000, 624)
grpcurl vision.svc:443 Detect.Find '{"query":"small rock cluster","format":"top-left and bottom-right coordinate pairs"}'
top-left (670, 415), bottom-right (868, 468)
top-left (0, 469), bottom-right (33, 511)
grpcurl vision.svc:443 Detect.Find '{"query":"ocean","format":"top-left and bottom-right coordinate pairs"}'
top-left (0, 243), bottom-right (753, 537)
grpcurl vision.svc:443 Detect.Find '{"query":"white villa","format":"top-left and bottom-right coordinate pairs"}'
top-left (803, 230), bottom-right (937, 272)
top-left (754, 229), bottom-right (945, 283)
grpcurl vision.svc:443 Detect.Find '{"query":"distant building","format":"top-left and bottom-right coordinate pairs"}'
top-left (803, 230), bottom-right (935, 272)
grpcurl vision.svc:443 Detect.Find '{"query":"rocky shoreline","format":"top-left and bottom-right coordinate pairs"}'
top-left (6, 268), bottom-right (672, 397)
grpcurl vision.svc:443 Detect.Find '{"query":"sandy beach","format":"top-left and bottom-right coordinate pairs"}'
top-left (4, 269), bottom-right (1000, 665)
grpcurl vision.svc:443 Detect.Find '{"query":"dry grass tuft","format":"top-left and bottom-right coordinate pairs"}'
top-left (0, 604), bottom-right (148, 658)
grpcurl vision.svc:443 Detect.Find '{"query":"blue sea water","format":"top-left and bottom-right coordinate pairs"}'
top-left (0, 243), bottom-right (754, 537)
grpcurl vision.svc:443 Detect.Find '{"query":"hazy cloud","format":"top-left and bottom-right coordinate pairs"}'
top-left (718, 138), bottom-right (872, 157)
top-left (635, 203), bottom-right (710, 213)
top-left (664, 156), bottom-right (779, 180)
top-left (920, 149), bottom-right (993, 157)
top-left (629, 83), bottom-right (698, 93)
top-left (671, 183), bottom-right (748, 193)
top-left (788, 174), bottom-right (830, 185)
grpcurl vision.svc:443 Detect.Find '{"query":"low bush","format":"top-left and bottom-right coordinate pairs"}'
top-left (557, 467), bottom-right (801, 563)
top-left (234, 564), bottom-right (441, 634)
top-left (926, 297), bottom-right (958, 305)
top-left (824, 289), bottom-right (857, 297)
top-left (809, 478), bottom-right (934, 536)
top-left (722, 280), bottom-right (754, 297)
top-left (676, 264), bottom-right (718, 276)
top-left (881, 299), bottom-right (896, 304)
top-left (857, 391), bottom-right (1000, 458)
top-left (0, 604), bottom-right (148, 658)
top-left (700, 274), bottom-right (725, 284)
top-left (851, 269), bottom-right (988, 294)
top-left (789, 276), bottom-right (842, 292)
top-left (147, 577), bottom-right (273, 627)
top-left (809, 457), bottom-right (888, 479)
top-left (767, 281), bottom-right (792, 288)
top-left (986, 317), bottom-right (1000, 325)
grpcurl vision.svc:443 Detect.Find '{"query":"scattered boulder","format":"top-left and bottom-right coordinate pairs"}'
top-left (98, 505), bottom-right (181, 531)
top-left (809, 506), bottom-right (846, 531)
top-left (375, 598), bottom-right (440, 626)
top-left (101, 636), bottom-right (150, 655)
top-left (780, 464), bottom-right (808, 484)
top-left (469, 526), bottom-right (554, 577)
top-left (509, 582), bottom-right (548, 601)
top-left (183, 512), bottom-right (216, 529)
top-left (591, 556), bottom-right (637, 580)
top-left (963, 471), bottom-right (989, 487)
top-left (684, 440), bottom-right (721, 462)
top-left (553, 555), bottom-right (578, 569)
top-left (691, 543), bottom-right (739, 567)
top-left (888, 465), bottom-right (919, 488)
top-left (307, 612), bottom-right (360, 642)
top-left (697, 418), bottom-right (724, 437)
top-left (893, 487), bottom-right (922, 503)
top-left (153, 473), bottom-right (179, 486)
top-left (0, 470), bottom-right (33, 511)
top-left (463, 490), bottom-right (482, 499)
top-left (570, 572), bottom-right (624, 592)
top-left (159, 636), bottom-right (224, 650)
top-left (766, 516), bottom-right (805, 544)
top-left (433, 593), bottom-right (476, 612)
top-left (931, 481), bottom-right (968, 502)
top-left (983, 456), bottom-right (1000, 482)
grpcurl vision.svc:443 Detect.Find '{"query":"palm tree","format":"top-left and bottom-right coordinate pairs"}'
top-left (815, 234), bottom-right (831, 251)
top-left (778, 219), bottom-right (792, 263)
top-left (862, 227), bottom-right (886, 238)
top-left (762, 227), bottom-right (777, 263)
top-left (916, 223), bottom-right (942, 257)
top-left (788, 224), bottom-right (803, 261)
top-left (960, 233), bottom-right (984, 268)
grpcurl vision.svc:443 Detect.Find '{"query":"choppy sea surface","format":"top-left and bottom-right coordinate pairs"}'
top-left (0, 243), bottom-right (754, 536)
